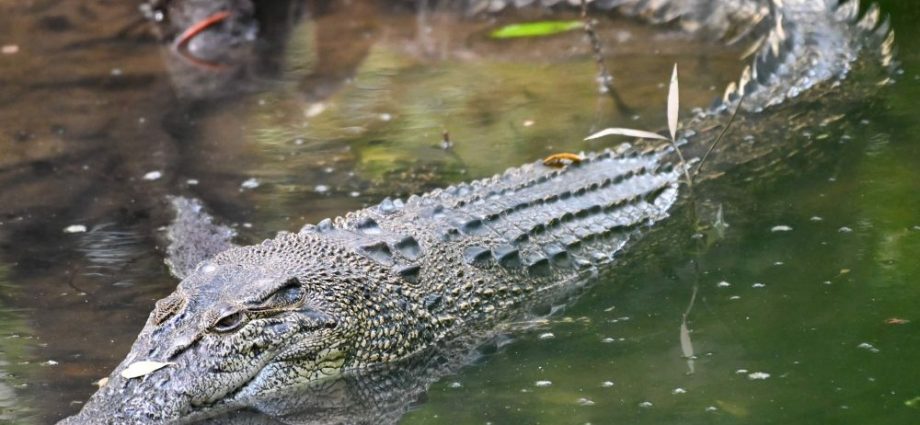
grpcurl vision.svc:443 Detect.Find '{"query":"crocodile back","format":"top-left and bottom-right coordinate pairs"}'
top-left (298, 148), bottom-right (681, 335)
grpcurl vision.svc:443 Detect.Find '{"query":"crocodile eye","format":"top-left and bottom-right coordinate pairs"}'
top-left (212, 311), bottom-right (246, 333)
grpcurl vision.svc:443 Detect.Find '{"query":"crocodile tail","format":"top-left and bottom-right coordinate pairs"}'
top-left (720, 0), bottom-right (897, 113)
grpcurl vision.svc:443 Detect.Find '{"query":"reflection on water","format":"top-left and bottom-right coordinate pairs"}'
top-left (0, 264), bottom-right (34, 423)
top-left (0, 0), bottom-right (918, 424)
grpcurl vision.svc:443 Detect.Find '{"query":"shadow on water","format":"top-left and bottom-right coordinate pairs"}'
top-left (0, 0), bottom-right (918, 424)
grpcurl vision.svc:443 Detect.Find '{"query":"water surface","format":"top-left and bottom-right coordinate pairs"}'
top-left (0, 1), bottom-right (917, 424)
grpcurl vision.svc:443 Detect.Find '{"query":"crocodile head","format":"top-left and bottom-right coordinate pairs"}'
top-left (60, 239), bottom-right (356, 424)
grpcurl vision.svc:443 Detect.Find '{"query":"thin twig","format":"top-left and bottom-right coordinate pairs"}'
top-left (579, 0), bottom-right (631, 113)
top-left (672, 140), bottom-right (694, 189)
top-left (695, 93), bottom-right (745, 176)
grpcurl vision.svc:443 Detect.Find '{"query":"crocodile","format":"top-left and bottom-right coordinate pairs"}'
top-left (59, 0), bottom-right (894, 423)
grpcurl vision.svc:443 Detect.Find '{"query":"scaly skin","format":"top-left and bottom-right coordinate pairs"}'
top-left (59, 0), bottom-right (894, 423)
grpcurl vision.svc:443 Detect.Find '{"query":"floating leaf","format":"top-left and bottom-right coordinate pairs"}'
top-left (121, 361), bottom-right (174, 379)
top-left (584, 127), bottom-right (668, 141)
top-left (490, 21), bottom-right (582, 39)
top-left (906, 396), bottom-right (920, 409)
top-left (668, 63), bottom-right (679, 140)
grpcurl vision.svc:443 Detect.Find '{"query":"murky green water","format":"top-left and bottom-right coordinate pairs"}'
top-left (0, 1), bottom-right (917, 424)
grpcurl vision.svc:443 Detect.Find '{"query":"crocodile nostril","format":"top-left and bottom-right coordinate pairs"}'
top-left (165, 333), bottom-right (202, 361)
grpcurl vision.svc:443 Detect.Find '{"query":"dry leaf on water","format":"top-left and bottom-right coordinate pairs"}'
top-left (584, 127), bottom-right (668, 141)
top-left (668, 63), bottom-right (679, 141)
top-left (121, 361), bottom-right (174, 379)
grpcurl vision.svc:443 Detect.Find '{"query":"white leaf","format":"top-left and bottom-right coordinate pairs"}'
top-left (584, 127), bottom-right (668, 141)
top-left (121, 361), bottom-right (174, 379)
top-left (668, 63), bottom-right (679, 141)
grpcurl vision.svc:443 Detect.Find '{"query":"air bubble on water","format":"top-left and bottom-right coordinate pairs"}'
top-left (735, 369), bottom-right (749, 374)
top-left (810, 216), bottom-right (823, 222)
top-left (857, 342), bottom-right (880, 353)
top-left (535, 380), bottom-right (552, 388)
top-left (539, 333), bottom-right (555, 340)
top-left (752, 283), bottom-right (766, 288)
top-left (240, 178), bottom-right (260, 189)
top-left (771, 225), bottom-right (793, 232)
top-left (747, 372), bottom-right (770, 380)
top-left (717, 281), bottom-right (731, 288)
top-left (315, 185), bottom-right (330, 193)
top-left (143, 171), bottom-right (162, 181)
top-left (838, 226), bottom-right (853, 233)
top-left (449, 382), bottom-right (462, 389)
top-left (672, 388), bottom-right (687, 394)
top-left (601, 381), bottom-right (614, 388)
top-left (577, 398), bottom-right (595, 406)
top-left (63, 225), bottom-right (87, 233)
top-left (638, 401), bottom-right (653, 408)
